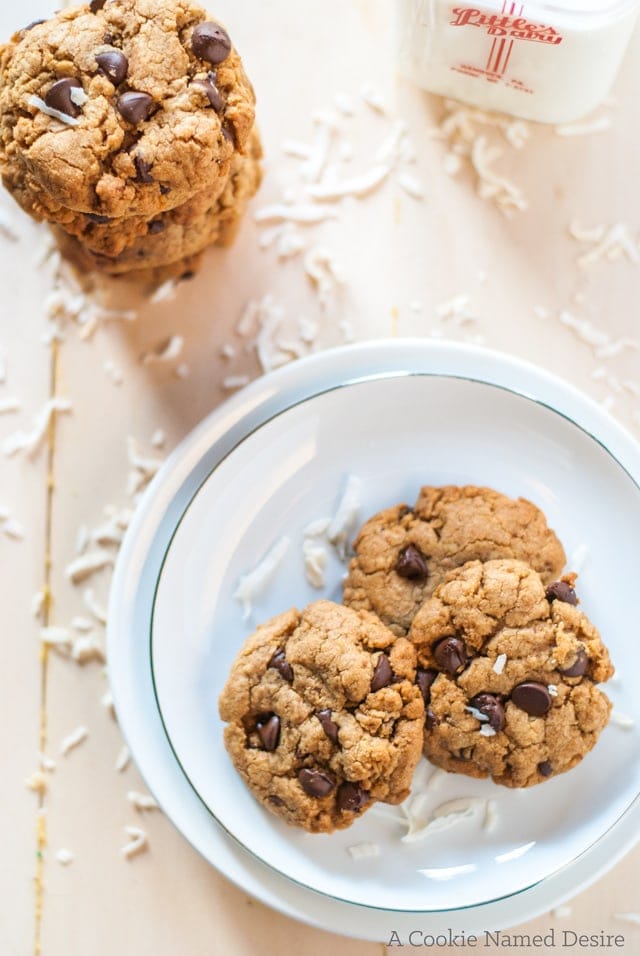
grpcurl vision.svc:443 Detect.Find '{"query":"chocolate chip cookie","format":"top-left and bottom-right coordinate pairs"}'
top-left (51, 125), bottom-right (262, 274)
top-left (218, 600), bottom-right (425, 833)
top-left (409, 559), bottom-right (613, 787)
top-left (343, 485), bottom-right (567, 636)
top-left (0, 0), bottom-right (255, 220)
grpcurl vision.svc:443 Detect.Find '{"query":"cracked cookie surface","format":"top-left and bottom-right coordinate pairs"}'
top-left (0, 0), bottom-right (255, 219)
top-left (409, 559), bottom-right (614, 787)
top-left (51, 125), bottom-right (262, 273)
top-left (218, 600), bottom-right (424, 833)
top-left (343, 485), bottom-right (566, 636)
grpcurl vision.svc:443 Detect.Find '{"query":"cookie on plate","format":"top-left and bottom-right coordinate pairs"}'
top-left (343, 485), bottom-right (567, 636)
top-left (218, 600), bottom-right (425, 833)
top-left (409, 559), bottom-right (614, 787)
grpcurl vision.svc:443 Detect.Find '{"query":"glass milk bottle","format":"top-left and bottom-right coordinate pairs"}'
top-left (398, 0), bottom-right (640, 122)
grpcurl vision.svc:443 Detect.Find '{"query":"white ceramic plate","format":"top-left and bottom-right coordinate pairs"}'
top-left (108, 340), bottom-right (640, 937)
top-left (147, 341), bottom-right (640, 913)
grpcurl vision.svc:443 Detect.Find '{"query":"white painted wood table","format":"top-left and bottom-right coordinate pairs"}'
top-left (1, 2), bottom-right (639, 954)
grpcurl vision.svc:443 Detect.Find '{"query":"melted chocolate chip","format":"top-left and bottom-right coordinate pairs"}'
top-left (433, 637), bottom-right (467, 675)
top-left (511, 682), bottom-right (552, 717)
top-left (22, 19), bottom-right (46, 33)
top-left (336, 782), bottom-right (369, 813)
top-left (316, 709), bottom-right (339, 744)
top-left (538, 760), bottom-right (553, 777)
top-left (416, 668), bottom-right (438, 704)
top-left (148, 220), bottom-right (166, 235)
top-left (96, 50), bottom-right (129, 86)
top-left (180, 270), bottom-right (196, 280)
top-left (298, 768), bottom-right (335, 798)
top-left (395, 544), bottom-right (428, 580)
top-left (134, 155), bottom-right (154, 184)
top-left (268, 794), bottom-right (284, 807)
top-left (221, 123), bottom-right (236, 146)
top-left (85, 213), bottom-right (112, 224)
top-left (371, 653), bottom-right (393, 692)
top-left (256, 714), bottom-right (280, 752)
top-left (45, 78), bottom-right (83, 118)
top-left (90, 0), bottom-right (107, 11)
top-left (268, 648), bottom-right (293, 683)
top-left (193, 72), bottom-right (224, 112)
top-left (117, 91), bottom-right (153, 125)
top-left (559, 647), bottom-right (588, 678)
top-left (545, 580), bottom-right (578, 606)
top-left (469, 692), bottom-right (505, 732)
top-left (160, 185), bottom-right (170, 195)
top-left (191, 21), bottom-right (232, 65)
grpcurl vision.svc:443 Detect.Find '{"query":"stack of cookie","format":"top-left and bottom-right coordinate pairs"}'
top-left (0, 0), bottom-right (261, 282)
top-left (219, 485), bottom-right (614, 833)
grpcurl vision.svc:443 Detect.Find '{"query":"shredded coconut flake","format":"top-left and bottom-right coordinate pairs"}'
top-left (25, 770), bottom-right (48, 794)
top-left (3, 397), bottom-right (72, 458)
top-left (466, 705), bottom-right (489, 723)
top-left (303, 539), bottom-right (329, 589)
top-left (0, 397), bottom-right (20, 414)
top-left (127, 790), bottom-right (159, 812)
top-left (492, 653), bottom-right (507, 675)
top-left (28, 94), bottom-right (80, 127)
top-left (548, 684), bottom-right (559, 697)
top-left (60, 725), bottom-right (89, 756)
top-left (71, 633), bottom-right (105, 664)
top-left (2, 516), bottom-right (25, 540)
top-left (483, 799), bottom-right (499, 833)
top-left (141, 335), bottom-right (184, 366)
top-left (234, 536), bottom-right (291, 620)
top-left (396, 170), bottom-right (425, 200)
top-left (401, 797), bottom-right (486, 844)
top-left (570, 221), bottom-right (639, 269)
top-left (326, 475), bottom-right (361, 560)
top-left (120, 826), bottom-right (147, 860)
top-left (347, 842), bottom-right (381, 860)
top-left (611, 711), bottom-right (635, 730)
top-left (69, 87), bottom-right (88, 107)
top-left (222, 375), bottom-right (251, 391)
top-left (254, 204), bottom-right (337, 225)
top-left (115, 746), bottom-right (130, 772)
top-left (150, 279), bottom-right (178, 304)
top-left (307, 164), bottom-right (390, 201)
top-left (65, 549), bottom-right (114, 584)
top-left (614, 913), bottom-right (640, 926)
top-left (40, 626), bottom-right (72, 651)
top-left (56, 848), bottom-right (75, 866)
top-left (555, 115), bottom-right (612, 136)
top-left (552, 905), bottom-right (573, 918)
top-left (479, 724), bottom-right (497, 737)
top-left (104, 360), bottom-right (124, 386)
top-left (84, 588), bottom-right (107, 624)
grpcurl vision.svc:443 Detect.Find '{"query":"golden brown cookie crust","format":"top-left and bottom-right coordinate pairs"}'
top-left (343, 485), bottom-right (567, 636)
top-left (0, 0), bottom-right (255, 219)
top-left (50, 127), bottom-right (261, 274)
top-left (409, 559), bottom-right (613, 788)
top-left (218, 601), bottom-right (425, 833)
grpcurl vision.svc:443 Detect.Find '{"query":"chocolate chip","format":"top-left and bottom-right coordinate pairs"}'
top-left (256, 714), bottom-right (280, 752)
top-left (90, 0), bottom-right (107, 11)
top-left (416, 668), bottom-right (438, 703)
top-left (181, 270), bottom-right (195, 280)
top-left (268, 794), bottom-right (284, 807)
top-left (316, 709), bottom-right (339, 744)
top-left (545, 580), bottom-right (578, 606)
top-left (559, 647), bottom-right (588, 678)
top-left (371, 653), bottom-right (393, 692)
top-left (193, 72), bottom-right (224, 112)
top-left (117, 91), bottom-right (153, 125)
top-left (96, 50), bottom-right (129, 86)
top-left (298, 768), bottom-right (335, 798)
top-left (538, 760), bottom-right (553, 777)
top-left (511, 682), bottom-right (552, 717)
top-left (22, 19), bottom-right (46, 32)
top-left (221, 123), bottom-right (236, 146)
top-left (191, 22), bottom-right (232, 65)
top-left (134, 155), bottom-right (154, 184)
top-left (268, 648), bottom-right (293, 683)
top-left (395, 544), bottom-right (428, 580)
top-left (45, 78), bottom-right (83, 118)
top-left (85, 213), bottom-right (112, 224)
top-left (469, 693), bottom-right (505, 732)
top-left (336, 782), bottom-right (369, 813)
top-left (148, 220), bottom-right (166, 235)
top-left (433, 637), bottom-right (467, 675)
top-left (160, 185), bottom-right (170, 195)
top-left (425, 707), bottom-right (440, 730)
